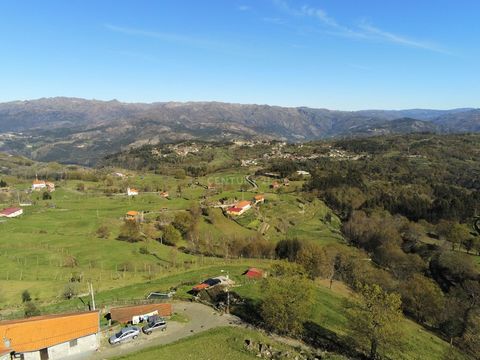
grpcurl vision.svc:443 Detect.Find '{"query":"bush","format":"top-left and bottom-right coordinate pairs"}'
top-left (21, 290), bottom-right (32, 303)
top-left (96, 225), bottom-right (110, 239)
top-left (42, 191), bottom-right (52, 200)
top-left (24, 301), bottom-right (40, 317)
top-left (63, 283), bottom-right (78, 299)
top-left (63, 255), bottom-right (79, 268)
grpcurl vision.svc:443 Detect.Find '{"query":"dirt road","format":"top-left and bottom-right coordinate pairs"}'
top-left (91, 302), bottom-right (241, 359)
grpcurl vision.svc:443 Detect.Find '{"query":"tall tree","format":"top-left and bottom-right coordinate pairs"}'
top-left (400, 274), bottom-right (445, 326)
top-left (260, 274), bottom-right (315, 336)
top-left (346, 283), bottom-right (403, 359)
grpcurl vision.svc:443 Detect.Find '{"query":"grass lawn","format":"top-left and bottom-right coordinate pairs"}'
top-left (233, 279), bottom-right (466, 360)
top-left (113, 326), bottom-right (345, 360)
top-left (0, 182), bottom-right (201, 308)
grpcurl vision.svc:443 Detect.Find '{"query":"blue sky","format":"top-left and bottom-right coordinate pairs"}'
top-left (0, 0), bottom-right (478, 110)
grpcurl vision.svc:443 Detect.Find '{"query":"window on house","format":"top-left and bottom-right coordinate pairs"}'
top-left (69, 339), bottom-right (78, 347)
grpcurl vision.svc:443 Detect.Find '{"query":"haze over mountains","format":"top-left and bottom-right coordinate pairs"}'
top-left (0, 97), bottom-right (478, 165)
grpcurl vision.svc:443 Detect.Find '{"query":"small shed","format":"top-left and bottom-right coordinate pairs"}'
top-left (243, 267), bottom-right (264, 279)
top-left (109, 303), bottom-right (172, 324)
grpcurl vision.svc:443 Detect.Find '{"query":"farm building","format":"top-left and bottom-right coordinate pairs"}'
top-left (127, 187), bottom-right (139, 196)
top-left (226, 200), bottom-right (252, 216)
top-left (0, 311), bottom-right (99, 360)
top-left (109, 303), bottom-right (172, 324)
top-left (191, 276), bottom-right (234, 292)
top-left (0, 207), bottom-right (23, 218)
top-left (254, 194), bottom-right (265, 204)
top-left (243, 267), bottom-right (264, 279)
top-left (160, 191), bottom-right (169, 198)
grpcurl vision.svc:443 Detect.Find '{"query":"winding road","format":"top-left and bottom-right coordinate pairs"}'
top-left (245, 175), bottom-right (258, 189)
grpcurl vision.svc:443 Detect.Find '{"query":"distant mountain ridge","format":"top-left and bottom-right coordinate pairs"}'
top-left (0, 97), bottom-right (478, 164)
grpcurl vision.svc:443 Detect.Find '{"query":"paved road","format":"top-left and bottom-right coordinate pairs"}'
top-left (245, 175), bottom-right (258, 189)
top-left (91, 302), bottom-right (241, 359)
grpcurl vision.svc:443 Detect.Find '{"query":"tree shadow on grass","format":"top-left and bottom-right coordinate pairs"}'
top-left (302, 321), bottom-right (367, 360)
top-left (231, 298), bottom-right (263, 327)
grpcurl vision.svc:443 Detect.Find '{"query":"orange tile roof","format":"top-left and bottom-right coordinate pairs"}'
top-left (236, 200), bottom-right (251, 208)
top-left (0, 311), bottom-right (99, 353)
top-left (192, 283), bottom-right (210, 291)
top-left (32, 180), bottom-right (45, 185)
top-left (126, 211), bottom-right (138, 216)
top-left (254, 194), bottom-right (264, 200)
top-left (129, 188), bottom-right (138, 192)
top-left (110, 304), bottom-right (172, 323)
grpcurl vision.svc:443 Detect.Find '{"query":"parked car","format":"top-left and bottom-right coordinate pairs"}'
top-left (142, 316), bottom-right (167, 335)
top-left (109, 326), bottom-right (140, 345)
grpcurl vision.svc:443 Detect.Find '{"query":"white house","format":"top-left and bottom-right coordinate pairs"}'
top-left (32, 180), bottom-right (46, 191)
top-left (0, 311), bottom-right (100, 360)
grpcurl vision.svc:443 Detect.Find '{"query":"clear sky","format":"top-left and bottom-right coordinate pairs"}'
top-left (0, 0), bottom-right (478, 110)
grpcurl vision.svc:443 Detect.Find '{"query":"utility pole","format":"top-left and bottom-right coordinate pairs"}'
top-left (221, 269), bottom-right (230, 314)
top-left (226, 274), bottom-right (230, 314)
top-left (89, 283), bottom-right (96, 311)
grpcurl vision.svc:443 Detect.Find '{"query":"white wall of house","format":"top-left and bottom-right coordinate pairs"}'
top-left (19, 333), bottom-right (98, 360)
top-left (32, 184), bottom-right (46, 191)
top-left (5, 209), bottom-right (23, 218)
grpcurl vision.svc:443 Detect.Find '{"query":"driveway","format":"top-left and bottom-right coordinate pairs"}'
top-left (91, 301), bottom-right (241, 359)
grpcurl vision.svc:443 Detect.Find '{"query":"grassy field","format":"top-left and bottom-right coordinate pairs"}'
top-left (233, 279), bottom-right (466, 360)
top-left (0, 179), bottom-right (200, 308)
top-left (0, 170), bottom-right (343, 309)
top-left (27, 260), bottom-right (465, 360)
top-left (113, 326), bottom-right (346, 360)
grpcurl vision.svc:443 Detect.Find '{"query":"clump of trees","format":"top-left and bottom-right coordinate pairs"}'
top-left (346, 283), bottom-right (403, 360)
top-left (260, 264), bottom-right (315, 337)
top-left (117, 221), bottom-right (144, 242)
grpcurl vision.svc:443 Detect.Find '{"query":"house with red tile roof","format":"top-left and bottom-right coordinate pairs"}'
top-left (226, 200), bottom-right (252, 216)
top-left (0, 311), bottom-right (99, 360)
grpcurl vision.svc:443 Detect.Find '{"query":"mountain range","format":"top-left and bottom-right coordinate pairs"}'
top-left (0, 97), bottom-right (478, 165)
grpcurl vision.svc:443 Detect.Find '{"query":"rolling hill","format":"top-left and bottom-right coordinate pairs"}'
top-left (0, 97), bottom-right (478, 164)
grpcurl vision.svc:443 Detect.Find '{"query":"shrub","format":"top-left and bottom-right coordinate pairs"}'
top-left (96, 225), bottom-right (110, 239)
top-left (21, 290), bottom-right (32, 303)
